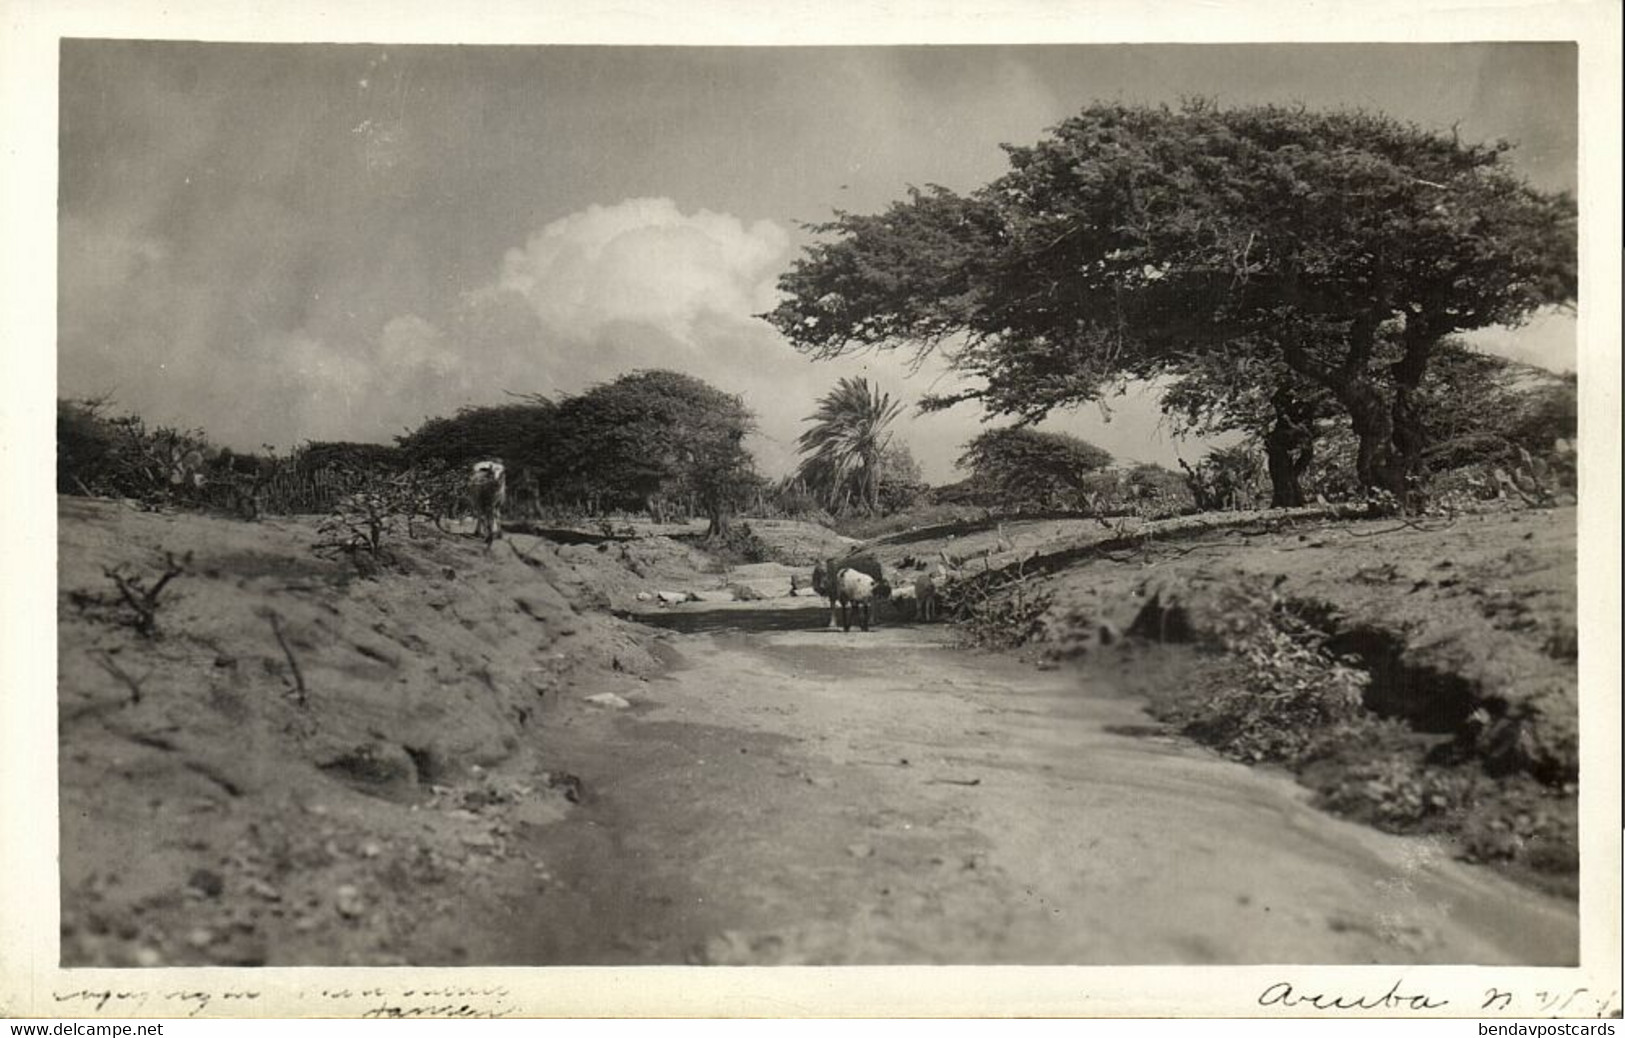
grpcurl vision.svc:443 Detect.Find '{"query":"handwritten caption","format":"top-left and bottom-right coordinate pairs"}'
top-left (1258, 981), bottom-right (1621, 1018)
top-left (52, 985), bottom-right (513, 1019)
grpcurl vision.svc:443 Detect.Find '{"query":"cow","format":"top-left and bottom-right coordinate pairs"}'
top-left (810, 552), bottom-right (889, 631)
top-left (834, 568), bottom-right (884, 632)
top-left (468, 459), bottom-right (507, 546)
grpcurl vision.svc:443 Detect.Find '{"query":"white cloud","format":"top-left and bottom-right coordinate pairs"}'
top-left (456, 197), bottom-right (1209, 483)
top-left (56, 193), bottom-right (1211, 478)
top-left (1460, 307), bottom-right (1577, 374)
top-left (491, 197), bottom-right (790, 344)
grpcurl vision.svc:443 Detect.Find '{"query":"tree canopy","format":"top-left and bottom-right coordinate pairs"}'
top-left (764, 101), bottom-right (1577, 507)
top-left (957, 426), bottom-right (1113, 513)
top-left (540, 370), bottom-right (762, 533)
top-left (396, 399), bottom-right (556, 471)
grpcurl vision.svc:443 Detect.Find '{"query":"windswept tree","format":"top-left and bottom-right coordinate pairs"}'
top-left (794, 377), bottom-right (904, 514)
top-left (957, 426), bottom-right (1113, 513)
top-left (540, 370), bottom-right (762, 535)
top-left (397, 398), bottom-right (556, 471)
top-left (765, 101), bottom-right (1576, 510)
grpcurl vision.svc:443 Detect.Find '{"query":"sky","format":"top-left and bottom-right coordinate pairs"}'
top-left (57, 42), bottom-right (1579, 483)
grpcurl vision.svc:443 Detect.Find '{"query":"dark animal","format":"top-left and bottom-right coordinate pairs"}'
top-left (810, 552), bottom-right (889, 631)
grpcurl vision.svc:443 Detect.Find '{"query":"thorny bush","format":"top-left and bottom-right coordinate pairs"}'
top-left (942, 564), bottom-right (1054, 649)
top-left (313, 466), bottom-right (468, 573)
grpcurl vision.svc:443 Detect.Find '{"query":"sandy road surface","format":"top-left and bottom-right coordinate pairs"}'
top-left (500, 600), bottom-right (1577, 966)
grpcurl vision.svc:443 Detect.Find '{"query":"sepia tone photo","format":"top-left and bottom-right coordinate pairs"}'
top-left (8, 3), bottom-right (1619, 1017)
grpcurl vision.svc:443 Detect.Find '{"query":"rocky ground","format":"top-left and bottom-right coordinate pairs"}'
top-left (55, 495), bottom-right (1583, 966)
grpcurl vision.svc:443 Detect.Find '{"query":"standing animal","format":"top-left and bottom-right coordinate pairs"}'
top-left (834, 568), bottom-right (885, 632)
top-left (811, 552), bottom-right (889, 631)
top-left (914, 564), bottom-right (950, 622)
top-left (889, 582), bottom-right (918, 620)
top-left (468, 459), bottom-right (507, 546)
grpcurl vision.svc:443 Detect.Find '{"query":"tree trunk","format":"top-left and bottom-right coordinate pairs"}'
top-left (1264, 432), bottom-right (1305, 508)
top-left (1263, 387), bottom-right (1314, 508)
top-left (1388, 329), bottom-right (1437, 513)
top-left (1338, 376), bottom-right (1407, 509)
top-left (705, 507), bottom-right (731, 540)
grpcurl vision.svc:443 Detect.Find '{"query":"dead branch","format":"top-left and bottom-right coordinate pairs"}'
top-left (507, 536), bottom-right (542, 567)
top-left (92, 651), bottom-right (150, 705)
top-left (102, 550), bottom-right (191, 637)
top-left (1343, 517), bottom-right (1457, 538)
top-left (265, 611), bottom-right (309, 707)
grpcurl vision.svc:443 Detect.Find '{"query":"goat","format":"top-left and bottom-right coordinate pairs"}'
top-left (914, 564), bottom-right (950, 622)
top-left (889, 581), bottom-right (918, 620)
top-left (811, 552), bottom-right (888, 631)
top-left (468, 459), bottom-right (507, 546)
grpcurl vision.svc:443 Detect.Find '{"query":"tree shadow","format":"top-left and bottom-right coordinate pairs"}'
top-left (632, 602), bottom-right (937, 635)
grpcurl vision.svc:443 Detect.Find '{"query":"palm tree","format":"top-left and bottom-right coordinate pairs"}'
top-left (795, 377), bottom-right (904, 514)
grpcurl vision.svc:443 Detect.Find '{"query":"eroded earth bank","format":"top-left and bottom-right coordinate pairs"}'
top-left (57, 498), bottom-right (1580, 966)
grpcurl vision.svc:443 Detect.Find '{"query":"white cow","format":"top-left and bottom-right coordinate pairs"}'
top-left (468, 459), bottom-right (507, 546)
top-left (835, 568), bottom-right (884, 632)
top-left (812, 553), bottom-right (887, 631)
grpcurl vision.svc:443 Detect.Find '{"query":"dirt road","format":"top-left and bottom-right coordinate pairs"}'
top-left (500, 600), bottom-right (1578, 966)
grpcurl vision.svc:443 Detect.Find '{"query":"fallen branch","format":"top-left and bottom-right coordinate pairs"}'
top-left (1343, 517), bottom-right (1457, 538)
top-left (507, 536), bottom-right (541, 567)
top-left (264, 611), bottom-right (308, 707)
top-left (92, 651), bottom-right (150, 705)
top-left (102, 551), bottom-right (191, 637)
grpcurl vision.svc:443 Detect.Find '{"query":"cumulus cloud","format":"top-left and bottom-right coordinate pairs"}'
top-left (58, 191), bottom-right (1204, 480)
top-left (453, 196), bottom-right (1037, 480)
top-left (486, 197), bottom-right (789, 346)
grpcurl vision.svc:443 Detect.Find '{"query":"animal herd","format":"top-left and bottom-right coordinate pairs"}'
top-left (810, 550), bottom-right (954, 632)
top-left (466, 458), bottom-right (951, 632)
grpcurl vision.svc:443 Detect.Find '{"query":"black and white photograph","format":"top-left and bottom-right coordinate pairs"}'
top-left (3, 0), bottom-right (1620, 1020)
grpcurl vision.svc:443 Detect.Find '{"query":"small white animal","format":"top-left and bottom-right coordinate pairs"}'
top-left (889, 582), bottom-right (918, 621)
top-left (468, 459), bottom-right (507, 546)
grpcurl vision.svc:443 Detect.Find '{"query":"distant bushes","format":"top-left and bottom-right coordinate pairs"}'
top-left (57, 397), bottom-right (213, 505)
top-left (57, 398), bottom-right (461, 521)
top-left (297, 441), bottom-right (408, 475)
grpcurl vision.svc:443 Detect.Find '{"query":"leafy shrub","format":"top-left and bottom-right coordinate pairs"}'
top-left (1136, 583), bottom-right (1375, 767)
top-left (957, 585), bottom-right (1054, 649)
top-left (1178, 445), bottom-right (1266, 513)
top-left (877, 478), bottom-right (929, 515)
top-left (1174, 616), bottom-right (1373, 765)
top-left (1122, 463), bottom-right (1195, 518)
top-left (1314, 753), bottom-right (1577, 887)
